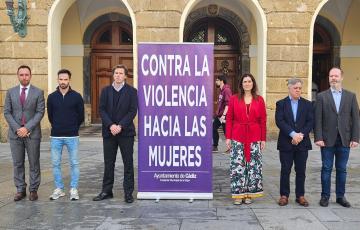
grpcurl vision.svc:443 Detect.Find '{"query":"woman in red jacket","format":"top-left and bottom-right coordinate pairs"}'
top-left (225, 73), bottom-right (266, 205)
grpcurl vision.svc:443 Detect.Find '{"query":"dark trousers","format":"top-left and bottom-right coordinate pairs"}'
top-left (279, 149), bottom-right (308, 198)
top-left (102, 135), bottom-right (134, 196)
top-left (10, 138), bottom-right (41, 192)
top-left (321, 135), bottom-right (350, 199)
top-left (213, 117), bottom-right (226, 147)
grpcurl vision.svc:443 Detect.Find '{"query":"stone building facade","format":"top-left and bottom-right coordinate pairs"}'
top-left (0, 0), bottom-right (359, 142)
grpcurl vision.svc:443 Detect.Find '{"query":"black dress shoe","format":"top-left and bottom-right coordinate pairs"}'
top-left (125, 194), bottom-right (134, 203)
top-left (93, 192), bottom-right (113, 201)
top-left (319, 197), bottom-right (329, 207)
top-left (14, 191), bottom-right (26, 201)
top-left (336, 197), bottom-right (351, 208)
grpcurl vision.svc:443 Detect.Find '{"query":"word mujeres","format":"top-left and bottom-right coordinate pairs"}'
top-left (149, 145), bottom-right (202, 167)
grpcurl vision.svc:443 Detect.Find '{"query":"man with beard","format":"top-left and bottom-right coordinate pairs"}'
top-left (4, 65), bottom-right (45, 201)
top-left (47, 69), bottom-right (84, 201)
top-left (315, 67), bottom-right (359, 207)
top-left (213, 75), bottom-right (232, 152)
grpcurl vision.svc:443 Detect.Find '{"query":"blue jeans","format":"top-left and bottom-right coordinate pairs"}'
top-left (321, 137), bottom-right (350, 199)
top-left (51, 137), bottom-right (80, 189)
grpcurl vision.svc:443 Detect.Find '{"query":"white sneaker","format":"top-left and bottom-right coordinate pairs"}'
top-left (69, 188), bottom-right (79, 201)
top-left (244, 198), bottom-right (252, 204)
top-left (233, 199), bottom-right (242, 205)
top-left (50, 188), bottom-right (65, 200)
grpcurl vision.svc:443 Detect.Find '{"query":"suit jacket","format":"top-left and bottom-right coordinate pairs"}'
top-left (99, 84), bottom-right (138, 138)
top-left (275, 96), bottom-right (314, 151)
top-left (4, 85), bottom-right (45, 139)
top-left (314, 89), bottom-right (360, 147)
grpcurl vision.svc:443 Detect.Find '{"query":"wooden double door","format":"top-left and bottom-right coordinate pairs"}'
top-left (186, 18), bottom-right (241, 113)
top-left (213, 53), bottom-right (238, 104)
top-left (91, 52), bottom-right (133, 123)
top-left (90, 22), bottom-right (133, 123)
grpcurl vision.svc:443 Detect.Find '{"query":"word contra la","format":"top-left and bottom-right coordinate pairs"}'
top-left (141, 54), bottom-right (210, 77)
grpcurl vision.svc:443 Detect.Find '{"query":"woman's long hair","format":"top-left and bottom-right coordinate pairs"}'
top-left (238, 73), bottom-right (258, 100)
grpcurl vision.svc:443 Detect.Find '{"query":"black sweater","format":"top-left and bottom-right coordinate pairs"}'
top-left (47, 88), bottom-right (84, 137)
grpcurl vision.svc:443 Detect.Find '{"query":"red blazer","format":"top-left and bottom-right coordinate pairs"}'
top-left (226, 94), bottom-right (266, 160)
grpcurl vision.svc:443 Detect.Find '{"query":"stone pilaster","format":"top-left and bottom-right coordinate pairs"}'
top-left (258, 0), bottom-right (323, 137)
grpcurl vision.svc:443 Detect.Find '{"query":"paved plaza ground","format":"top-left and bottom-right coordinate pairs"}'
top-left (0, 129), bottom-right (360, 229)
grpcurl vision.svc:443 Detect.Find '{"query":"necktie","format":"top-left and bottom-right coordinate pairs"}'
top-left (20, 87), bottom-right (27, 125)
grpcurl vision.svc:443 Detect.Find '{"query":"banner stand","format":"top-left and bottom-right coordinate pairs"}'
top-left (137, 192), bottom-right (213, 201)
top-left (138, 43), bottom-right (214, 200)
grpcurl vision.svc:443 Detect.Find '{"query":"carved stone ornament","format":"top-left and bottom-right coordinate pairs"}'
top-left (221, 60), bottom-right (229, 75)
top-left (207, 4), bottom-right (219, 16)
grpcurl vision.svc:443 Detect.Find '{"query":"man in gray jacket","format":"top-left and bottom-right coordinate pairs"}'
top-left (4, 65), bottom-right (45, 201)
top-left (314, 67), bottom-right (359, 208)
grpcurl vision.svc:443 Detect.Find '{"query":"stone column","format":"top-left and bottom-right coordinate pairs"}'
top-left (259, 0), bottom-right (319, 138)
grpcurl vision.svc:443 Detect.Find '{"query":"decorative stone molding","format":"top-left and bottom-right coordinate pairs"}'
top-left (207, 4), bottom-right (219, 16)
top-left (184, 6), bottom-right (251, 75)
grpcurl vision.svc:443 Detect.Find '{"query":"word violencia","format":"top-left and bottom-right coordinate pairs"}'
top-left (142, 85), bottom-right (207, 107)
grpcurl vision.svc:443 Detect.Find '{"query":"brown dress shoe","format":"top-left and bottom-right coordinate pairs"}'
top-left (29, 191), bottom-right (38, 201)
top-left (296, 196), bottom-right (309, 207)
top-left (278, 196), bottom-right (288, 206)
top-left (14, 191), bottom-right (26, 201)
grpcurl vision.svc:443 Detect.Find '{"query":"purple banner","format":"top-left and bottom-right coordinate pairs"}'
top-left (138, 43), bottom-right (214, 194)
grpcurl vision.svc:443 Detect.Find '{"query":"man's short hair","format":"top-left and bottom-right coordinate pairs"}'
top-left (329, 66), bottom-right (343, 75)
top-left (17, 65), bottom-right (31, 75)
top-left (287, 77), bottom-right (303, 87)
top-left (217, 75), bottom-right (227, 84)
top-left (57, 69), bottom-right (72, 79)
top-left (112, 64), bottom-right (128, 76)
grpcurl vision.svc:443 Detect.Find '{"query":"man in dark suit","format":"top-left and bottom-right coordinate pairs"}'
top-left (4, 65), bottom-right (45, 201)
top-left (275, 78), bottom-right (314, 207)
top-left (315, 67), bottom-right (359, 208)
top-left (93, 64), bottom-right (138, 203)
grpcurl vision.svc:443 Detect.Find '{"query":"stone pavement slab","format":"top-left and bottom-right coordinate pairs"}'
top-left (253, 208), bottom-right (328, 230)
top-left (0, 137), bottom-right (360, 229)
top-left (181, 219), bottom-right (263, 230)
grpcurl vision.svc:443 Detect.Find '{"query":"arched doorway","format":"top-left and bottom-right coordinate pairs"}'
top-left (90, 21), bottom-right (133, 123)
top-left (312, 23), bottom-right (332, 96)
top-left (185, 17), bottom-right (241, 111)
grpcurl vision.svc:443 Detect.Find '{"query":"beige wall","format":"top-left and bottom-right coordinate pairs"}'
top-left (61, 3), bottom-right (82, 44)
top-left (341, 0), bottom-right (360, 100)
top-left (342, 59), bottom-right (360, 97)
top-left (61, 57), bottom-right (84, 95)
top-left (129, 0), bottom-right (186, 42)
top-left (260, 0), bottom-right (319, 137)
top-left (0, 0), bottom-right (50, 141)
top-left (60, 3), bottom-right (84, 95)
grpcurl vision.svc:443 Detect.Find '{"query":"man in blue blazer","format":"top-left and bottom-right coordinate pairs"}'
top-left (315, 67), bottom-right (359, 208)
top-left (275, 78), bottom-right (314, 206)
top-left (93, 64), bottom-right (138, 203)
